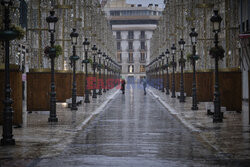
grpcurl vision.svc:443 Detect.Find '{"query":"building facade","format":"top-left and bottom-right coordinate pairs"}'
top-left (104, 0), bottom-right (163, 82)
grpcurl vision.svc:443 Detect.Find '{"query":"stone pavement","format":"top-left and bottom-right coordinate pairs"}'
top-left (0, 84), bottom-right (250, 167)
top-left (148, 86), bottom-right (250, 160)
top-left (27, 85), bottom-right (224, 167)
top-left (0, 88), bottom-right (120, 167)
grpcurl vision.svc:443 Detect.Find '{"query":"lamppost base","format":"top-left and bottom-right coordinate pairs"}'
top-left (84, 99), bottom-right (90, 103)
top-left (179, 99), bottom-right (185, 103)
top-left (1, 138), bottom-right (15, 146)
top-left (213, 117), bottom-right (223, 123)
top-left (191, 106), bottom-right (198, 110)
top-left (213, 112), bottom-right (223, 123)
top-left (171, 95), bottom-right (176, 98)
top-left (48, 117), bottom-right (58, 122)
top-left (71, 106), bottom-right (78, 110)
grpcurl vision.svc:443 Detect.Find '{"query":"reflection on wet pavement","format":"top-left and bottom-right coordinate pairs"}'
top-left (34, 85), bottom-right (250, 167)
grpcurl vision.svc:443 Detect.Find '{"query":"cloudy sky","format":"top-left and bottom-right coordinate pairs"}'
top-left (126, 0), bottom-right (165, 8)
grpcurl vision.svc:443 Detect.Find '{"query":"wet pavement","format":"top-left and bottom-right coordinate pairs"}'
top-left (148, 86), bottom-right (250, 161)
top-left (0, 88), bottom-right (119, 167)
top-left (31, 85), bottom-right (248, 167)
top-left (1, 85), bottom-right (250, 167)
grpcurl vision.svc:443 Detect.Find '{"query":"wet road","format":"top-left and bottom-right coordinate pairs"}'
top-left (35, 85), bottom-right (238, 167)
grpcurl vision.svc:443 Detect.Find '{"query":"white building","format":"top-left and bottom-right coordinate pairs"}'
top-left (104, 0), bottom-right (163, 82)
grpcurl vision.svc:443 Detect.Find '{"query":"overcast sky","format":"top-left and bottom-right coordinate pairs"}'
top-left (126, 0), bottom-right (165, 8)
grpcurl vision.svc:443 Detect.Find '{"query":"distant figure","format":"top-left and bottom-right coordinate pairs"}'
top-left (121, 79), bottom-right (126, 94)
top-left (142, 77), bottom-right (147, 95)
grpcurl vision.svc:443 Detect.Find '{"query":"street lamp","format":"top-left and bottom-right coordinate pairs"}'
top-left (97, 49), bottom-right (102, 95)
top-left (46, 10), bottom-right (58, 122)
top-left (106, 56), bottom-right (110, 91)
top-left (189, 28), bottom-right (199, 110)
top-left (178, 38), bottom-right (186, 102)
top-left (154, 59), bottom-right (158, 89)
top-left (161, 52), bottom-right (165, 92)
top-left (158, 56), bottom-right (162, 90)
top-left (210, 10), bottom-right (224, 123)
top-left (165, 49), bottom-right (170, 95)
top-left (102, 52), bottom-right (107, 92)
top-left (69, 28), bottom-right (79, 110)
top-left (91, 45), bottom-right (98, 98)
top-left (82, 38), bottom-right (90, 103)
top-left (171, 44), bottom-right (176, 98)
top-left (0, 0), bottom-right (16, 145)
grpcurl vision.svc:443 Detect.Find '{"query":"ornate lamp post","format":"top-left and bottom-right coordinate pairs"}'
top-left (106, 56), bottom-right (110, 91)
top-left (82, 38), bottom-right (90, 103)
top-left (69, 28), bottom-right (79, 110)
top-left (189, 28), bottom-right (199, 110)
top-left (165, 49), bottom-right (170, 95)
top-left (0, 0), bottom-right (16, 145)
top-left (105, 56), bottom-right (109, 91)
top-left (102, 52), bottom-right (107, 92)
top-left (46, 10), bottom-right (58, 122)
top-left (178, 38), bottom-right (186, 102)
top-left (91, 45), bottom-right (98, 98)
top-left (157, 56), bottom-right (162, 90)
top-left (97, 49), bottom-right (102, 95)
top-left (161, 52), bottom-right (165, 92)
top-left (171, 44), bottom-right (176, 98)
top-left (154, 59), bottom-right (158, 89)
top-left (210, 10), bottom-right (224, 123)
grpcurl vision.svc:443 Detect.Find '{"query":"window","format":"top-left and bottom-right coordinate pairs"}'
top-left (128, 65), bottom-right (134, 73)
top-left (117, 53), bottom-right (122, 62)
top-left (117, 42), bottom-right (121, 50)
top-left (140, 65), bottom-right (145, 72)
top-left (141, 41), bottom-right (145, 50)
top-left (128, 53), bottom-right (133, 62)
top-left (128, 31), bottom-right (134, 39)
top-left (140, 31), bottom-right (145, 39)
top-left (110, 11), bottom-right (120, 16)
top-left (128, 41), bottom-right (133, 50)
top-left (116, 31), bottom-right (121, 39)
top-left (140, 52), bottom-right (146, 61)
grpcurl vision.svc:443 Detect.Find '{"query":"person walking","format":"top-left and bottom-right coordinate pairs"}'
top-left (142, 77), bottom-right (147, 95)
top-left (121, 78), bottom-right (126, 94)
